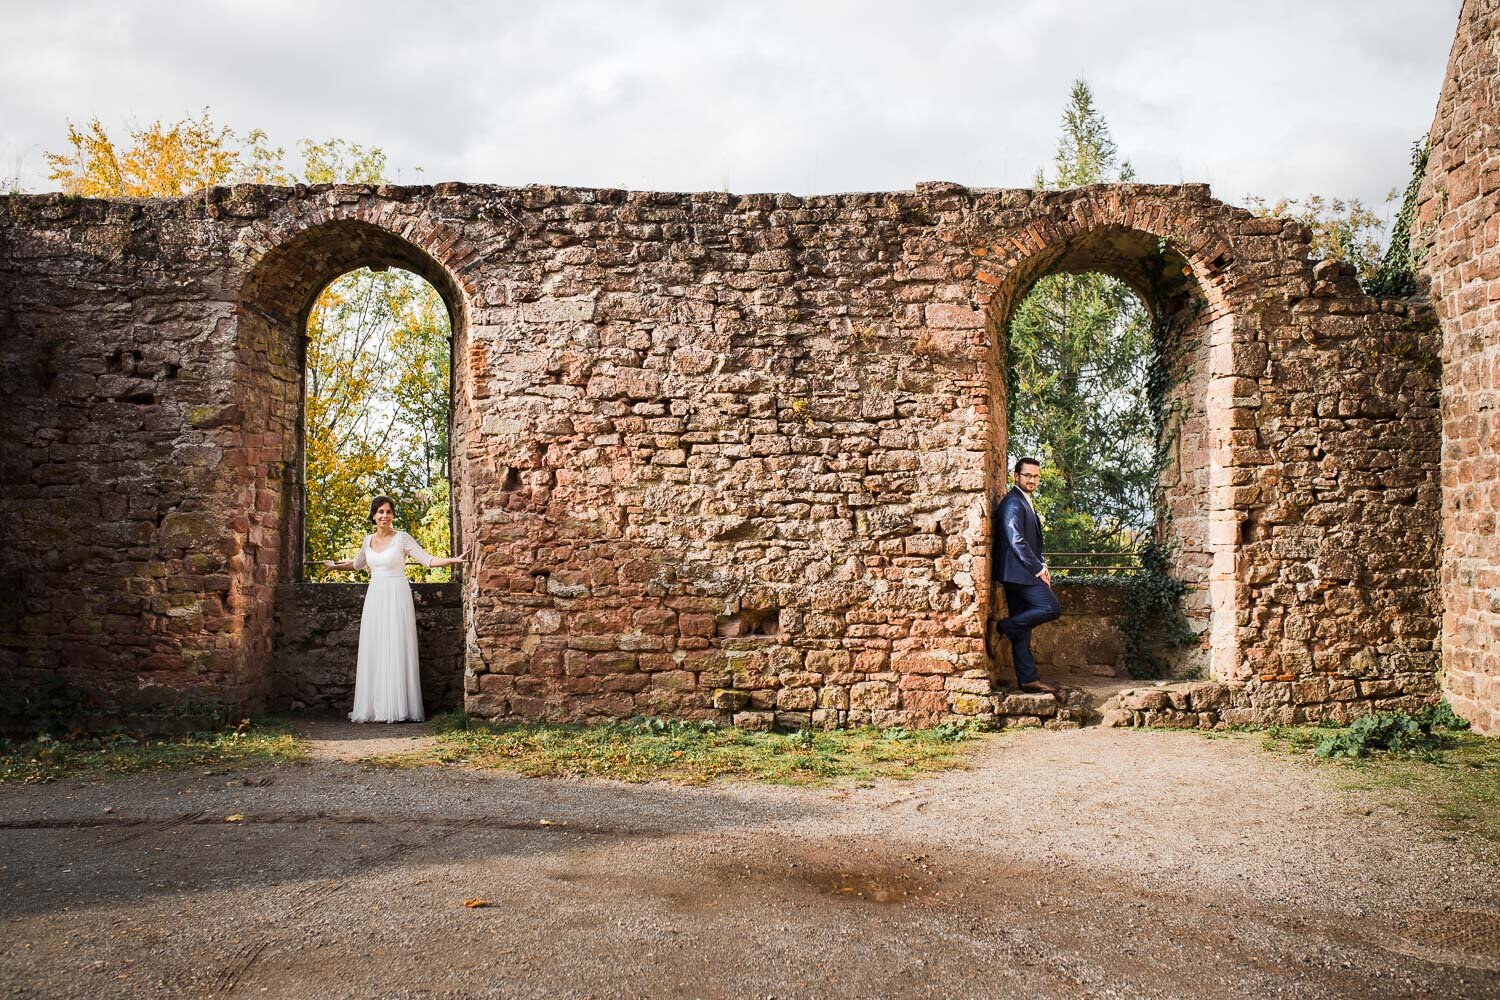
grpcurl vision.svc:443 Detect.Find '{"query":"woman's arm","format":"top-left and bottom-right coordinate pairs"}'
top-left (401, 532), bottom-right (467, 568)
top-left (321, 536), bottom-right (369, 571)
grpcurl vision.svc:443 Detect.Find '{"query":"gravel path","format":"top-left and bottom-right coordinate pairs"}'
top-left (288, 717), bottom-right (439, 763)
top-left (0, 725), bottom-right (1496, 998)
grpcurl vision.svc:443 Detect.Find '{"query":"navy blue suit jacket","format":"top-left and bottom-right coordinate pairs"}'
top-left (993, 487), bottom-right (1046, 585)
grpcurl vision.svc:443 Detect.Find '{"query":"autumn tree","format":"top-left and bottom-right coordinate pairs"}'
top-left (45, 110), bottom-right (451, 579)
top-left (45, 111), bottom-right (238, 197)
top-left (1007, 81), bottom-right (1157, 554)
top-left (1245, 136), bottom-right (1430, 297)
top-left (46, 108), bottom-right (392, 196)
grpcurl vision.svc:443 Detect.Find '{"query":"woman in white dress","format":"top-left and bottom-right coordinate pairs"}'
top-left (322, 496), bottom-right (466, 723)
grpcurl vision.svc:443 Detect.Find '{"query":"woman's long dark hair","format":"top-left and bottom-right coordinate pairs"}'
top-left (367, 495), bottom-right (396, 524)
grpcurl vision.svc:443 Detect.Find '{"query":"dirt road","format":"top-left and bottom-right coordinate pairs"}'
top-left (1, 726), bottom-right (1496, 998)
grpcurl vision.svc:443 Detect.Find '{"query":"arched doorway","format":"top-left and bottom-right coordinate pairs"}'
top-left (302, 265), bottom-right (453, 585)
top-left (980, 222), bottom-right (1239, 688)
top-left (232, 218), bottom-right (470, 713)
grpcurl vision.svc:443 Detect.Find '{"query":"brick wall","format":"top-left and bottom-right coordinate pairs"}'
top-left (272, 582), bottom-right (463, 715)
top-left (1416, 0), bottom-right (1500, 734)
top-left (0, 180), bottom-right (1442, 729)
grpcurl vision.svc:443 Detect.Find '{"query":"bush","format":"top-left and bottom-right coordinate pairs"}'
top-left (1310, 700), bottom-right (1471, 759)
top-left (1419, 700), bottom-right (1471, 732)
top-left (1316, 712), bottom-right (1431, 758)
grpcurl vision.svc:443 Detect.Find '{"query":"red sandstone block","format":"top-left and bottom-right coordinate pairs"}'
top-left (587, 652), bottom-right (638, 674)
top-left (891, 652), bottom-right (953, 675)
top-left (638, 653), bottom-right (676, 673)
top-left (513, 675), bottom-right (552, 698)
top-left (806, 650), bottom-right (852, 671)
top-left (776, 687), bottom-right (817, 710)
top-left (898, 673), bottom-right (945, 690)
top-left (923, 303), bottom-right (984, 329)
top-left (648, 670), bottom-right (695, 692)
top-left (578, 693), bottom-right (636, 719)
top-left (901, 689), bottom-right (948, 715)
top-left (478, 674), bottom-right (512, 694)
top-left (776, 671), bottom-right (822, 689)
top-left (679, 613), bottom-right (715, 637)
top-left (617, 559), bottom-right (656, 586)
top-left (530, 649), bottom-right (564, 676)
top-left (633, 607), bottom-right (677, 631)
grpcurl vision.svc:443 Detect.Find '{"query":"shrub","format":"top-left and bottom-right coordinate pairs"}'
top-left (1419, 700), bottom-right (1471, 732)
top-left (1314, 709), bottom-right (1451, 759)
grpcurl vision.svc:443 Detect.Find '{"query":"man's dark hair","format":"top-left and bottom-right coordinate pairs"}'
top-left (1014, 457), bottom-right (1041, 475)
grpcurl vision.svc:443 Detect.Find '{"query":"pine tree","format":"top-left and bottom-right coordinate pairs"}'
top-left (1007, 81), bottom-right (1156, 555)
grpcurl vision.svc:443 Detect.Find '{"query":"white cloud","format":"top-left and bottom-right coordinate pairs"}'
top-left (0, 0), bottom-right (1462, 212)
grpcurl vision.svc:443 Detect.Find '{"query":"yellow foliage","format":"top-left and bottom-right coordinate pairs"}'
top-left (304, 269), bottom-right (452, 582)
top-left (43, 108), bottom-right (390, 198)
top-left (46, 110), bottom-right (238, 197)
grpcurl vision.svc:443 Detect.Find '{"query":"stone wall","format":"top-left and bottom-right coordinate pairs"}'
top-left (272, 582), bottom-right (463, 715)
top-left (0, 180), bottom-right (1442, 731)
top-left (1415, 0), bottom-right (1500, 735)
top-left (1007, 582), bottom-right (1127, 682)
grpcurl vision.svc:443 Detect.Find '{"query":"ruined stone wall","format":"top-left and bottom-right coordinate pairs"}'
top-left (1416, 0), bottom-right (1500, 735)
top-left (1245, 259), bottom-right (1441, 720)
top-left (272, 582), bottom-right (462, 714)
top-left (0, 197), bottom-right (263, 724)
top-left (0, 180), bottom-right (1442, 731)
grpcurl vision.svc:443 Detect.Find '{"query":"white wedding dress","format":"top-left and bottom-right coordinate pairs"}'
top-left (349, 530), bottom-right (436, 723)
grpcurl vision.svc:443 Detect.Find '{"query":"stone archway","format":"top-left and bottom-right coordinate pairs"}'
top-left (962, 193), bottom-right (1247, 683)
top-left (227, 212), bottom-right (477, 710)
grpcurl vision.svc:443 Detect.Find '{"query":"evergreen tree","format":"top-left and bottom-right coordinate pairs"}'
top-left (1008, 81), bottom-right (1156, 555)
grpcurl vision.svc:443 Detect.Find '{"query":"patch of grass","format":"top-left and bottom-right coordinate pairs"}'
top-left (390, 713), bottom-right (986, 786)
top-left (0, 719), bottom-right (304, 784)
top-left (1255, 704), bottom-right (1499, 846)
top-left (1330, 735), bottom-right (1500, 845)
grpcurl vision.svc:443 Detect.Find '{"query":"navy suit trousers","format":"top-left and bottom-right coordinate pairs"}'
top-left (998, 580), bottom-right (1062, 686)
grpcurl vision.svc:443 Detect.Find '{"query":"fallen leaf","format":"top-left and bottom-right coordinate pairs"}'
top-left (224, 814), bottom-right (244, 823)
top-left (463, 898), bottom-right (488, 908)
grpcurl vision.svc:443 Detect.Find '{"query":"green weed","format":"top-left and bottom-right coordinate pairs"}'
top-left (402, 712), bottom-right (986, 786)
top-left (0, 719), bottom-right (304, 784)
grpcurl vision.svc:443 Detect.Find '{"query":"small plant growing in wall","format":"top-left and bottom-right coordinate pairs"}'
top-left (789, 397), bottom-right (814, 426)
top-left (1115, 541), bottom-right (1197, 679)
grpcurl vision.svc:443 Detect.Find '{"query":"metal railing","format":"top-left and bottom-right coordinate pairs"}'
top-left (1047, 551), bottom-right (1143, 577)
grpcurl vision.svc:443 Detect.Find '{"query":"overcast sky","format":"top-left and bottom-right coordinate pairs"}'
top-left (0, 1), bottom-right (1463, 219)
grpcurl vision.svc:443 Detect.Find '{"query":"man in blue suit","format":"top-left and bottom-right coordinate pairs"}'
top-left (991, 456), bottom-right (1062, 695)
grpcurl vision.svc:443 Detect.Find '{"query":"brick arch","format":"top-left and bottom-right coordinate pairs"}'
top-left (965, 191), bottom-right (1255, 681)
top-left (222, 204), bottom-right (478, 705)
